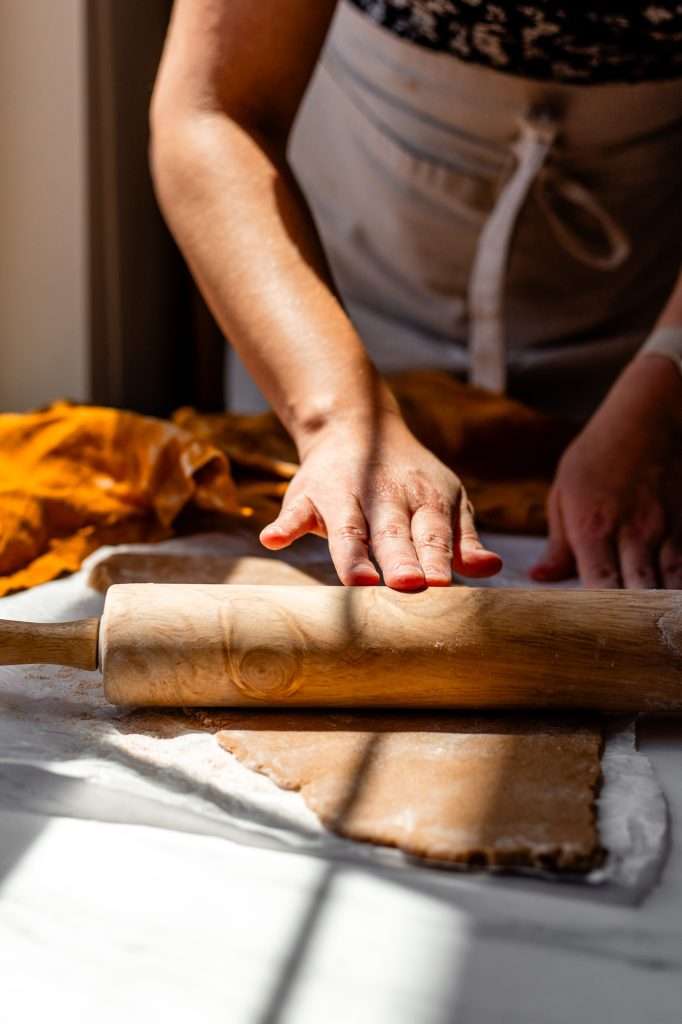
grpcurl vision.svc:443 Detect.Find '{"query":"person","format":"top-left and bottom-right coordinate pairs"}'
top-left (149, 0), bottom-right (682, 591)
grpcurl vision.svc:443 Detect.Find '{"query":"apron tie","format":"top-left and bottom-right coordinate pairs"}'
top-left (468, 112), bottom-right (631, 393)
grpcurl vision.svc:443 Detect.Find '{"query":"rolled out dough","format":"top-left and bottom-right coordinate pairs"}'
top-left (88, 552), bottom-right (337, 592)
top-left (201, 711), bottom-right (603, 871)
top-left (90, 548), bottom-right (604, 872)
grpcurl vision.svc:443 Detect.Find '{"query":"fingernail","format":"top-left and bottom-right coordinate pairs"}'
top-left (423, 565), bottom-right (451, 580)
top-left (260, 527), bottom-right (288, 548)
top-left (393, 562), bottom-right (424, 576)
top-left (462, 543), bottom-right (491, 557)
top-left (468, 552), bottom-right (502, 567)
top-left (530, 564), bottom-right (558, 582)
top-left (349, 562), bottom-right (379, 579)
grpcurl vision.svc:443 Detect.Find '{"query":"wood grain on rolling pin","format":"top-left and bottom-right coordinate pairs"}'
top-left (100, 584), bottom-right (682, 711)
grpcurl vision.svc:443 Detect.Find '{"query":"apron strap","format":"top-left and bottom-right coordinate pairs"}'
top-left (536, 168), bottom-right (631, 272)
top-left (468, 112), bottom-right (631, 393)
top-left (468, 112), bottom-right (556, 393)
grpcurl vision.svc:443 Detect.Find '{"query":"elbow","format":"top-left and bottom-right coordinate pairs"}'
top-left (148, 79), bottom-right (291, 220)
top-left (150, 79), bottom-right (289, 186)
top-left (148, 105), bottom-right (217, 223)
top-left (148, 87), bottom-right (190, 208)
top-left (148, 98), bottom-right (255, 210)
top-left (147, 68), bottom-right (215, 209)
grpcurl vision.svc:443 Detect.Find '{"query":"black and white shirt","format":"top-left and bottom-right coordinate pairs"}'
top-left (348, 1), bottom-right (682, 83)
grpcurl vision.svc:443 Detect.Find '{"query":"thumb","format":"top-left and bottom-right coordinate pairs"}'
top-left (260, 495), bottom-right (321, 550)
top-left (530, 490), bottom-right (575, 582)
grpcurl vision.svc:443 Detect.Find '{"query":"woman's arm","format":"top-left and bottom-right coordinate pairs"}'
top-left (532, 268), bottom-right (682, 589)
top-left (150, 0), bottom-right (501, 588)
top-left (151, 0), bottom-right (368, 439)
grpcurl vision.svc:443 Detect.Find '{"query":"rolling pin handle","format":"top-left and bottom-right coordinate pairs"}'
top-left (0, 617), bottom-right (100, 671)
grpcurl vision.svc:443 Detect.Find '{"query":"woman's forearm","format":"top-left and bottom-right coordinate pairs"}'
top-left (150, 110), bottom-right (398, 450)
top-left (148, 0), bottom-right (396, 450)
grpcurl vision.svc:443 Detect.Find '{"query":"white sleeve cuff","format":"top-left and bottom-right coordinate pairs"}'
top-left (637, 326), bottom-right (682, 378)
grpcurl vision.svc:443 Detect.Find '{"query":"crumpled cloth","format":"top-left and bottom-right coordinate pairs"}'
top-left (0, 401), bottom-right (239, 597)
top-left (0, 373), bottom-right (574, 596)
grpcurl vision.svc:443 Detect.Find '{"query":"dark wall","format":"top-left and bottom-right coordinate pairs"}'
top-left (87, 0), bottom-right (224, 415)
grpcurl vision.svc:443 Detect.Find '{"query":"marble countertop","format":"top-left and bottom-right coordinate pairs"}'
top-left (1, 533), bottom-right (681, 1023)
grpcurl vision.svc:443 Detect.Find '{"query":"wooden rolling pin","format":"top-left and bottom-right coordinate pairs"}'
top-left (1, 583), bottom-right (682, 712)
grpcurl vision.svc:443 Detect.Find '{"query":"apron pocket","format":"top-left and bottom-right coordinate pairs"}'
top-left (290, 61), bottom-right (507, 338)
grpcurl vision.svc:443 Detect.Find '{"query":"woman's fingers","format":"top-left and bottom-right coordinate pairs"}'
top-left (367, 499), bottom-right (425, 590)
top-left (553, 498), bottom-right (620, 588)
top-left (660, 535), bottom-right (682, 589)
top-left (452, 493), bottom-right (502, 578)
top-left (618, 532), bottom-right (658, 588)
top-left (261, 473), bottom-right (504, 590)
top-left (530, 538), bottom-right (575, 581)
top-left (556, 492), bottom-right (665, 589)
top-left (411, 504), bottom-right (454, 586)
top-left (259, 479), bottom-right (673, 592)
top-left (262, 492), bottom-right (379, 585)
top-left (532, 490), bottom-right (670, 589)
top-left (326, 502), bottom-right (380, 586)
top-left (259, 495), bottom-right (321, 549)
top-left (618, 510), bottom-right (664, 589)
top-left (573, 535), bottom-right (620, 588)
top-left (530, 490), bottom-right (575, 582)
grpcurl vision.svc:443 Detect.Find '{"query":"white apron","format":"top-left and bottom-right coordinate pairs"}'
top-left (287, 0), bottom-right (682, 420)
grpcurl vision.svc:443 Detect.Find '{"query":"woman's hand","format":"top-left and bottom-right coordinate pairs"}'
top-left (531, 354), bottom-right (682, 589)
top-left (260, 409), bottom-right (502, 589)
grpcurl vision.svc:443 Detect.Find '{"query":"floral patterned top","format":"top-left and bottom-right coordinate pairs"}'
top-left (347, 1), bottom-right (682, 83)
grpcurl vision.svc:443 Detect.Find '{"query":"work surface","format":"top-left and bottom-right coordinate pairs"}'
top-left (1, 531), bottom-right (681, 1023)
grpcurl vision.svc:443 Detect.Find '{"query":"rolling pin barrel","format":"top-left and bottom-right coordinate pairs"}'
top-left (99, 583), bottom-right (682, 712)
